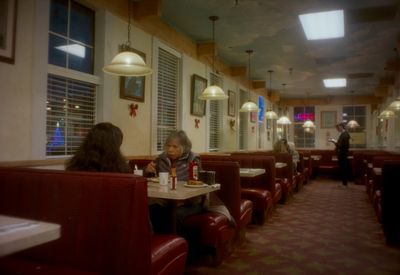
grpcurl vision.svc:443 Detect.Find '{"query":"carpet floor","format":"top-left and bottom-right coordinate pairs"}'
top-left (186, 178), bottom-right (400, 275)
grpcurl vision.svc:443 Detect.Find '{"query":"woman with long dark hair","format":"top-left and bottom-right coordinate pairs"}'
top-left (65, 122), bottom-right (130, 173)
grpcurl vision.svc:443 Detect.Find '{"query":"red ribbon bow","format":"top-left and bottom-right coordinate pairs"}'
top-left (129, 104), bottom-right (138, 117)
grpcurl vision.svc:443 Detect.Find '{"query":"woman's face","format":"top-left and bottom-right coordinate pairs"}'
top-left (165, 138), bottom-right (183, 160)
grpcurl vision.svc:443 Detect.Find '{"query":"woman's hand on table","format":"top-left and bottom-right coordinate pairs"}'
top-left (146, 161), bottom-right (157, 174)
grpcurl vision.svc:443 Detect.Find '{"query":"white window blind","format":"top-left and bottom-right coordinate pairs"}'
top-left (239, 89), bottom-right (248, 150)
top-left (46, 74), bottom-right (96, 156)
top-left (156, 47), bottom-right (180, 151)
top-left (209, 73), bottom-right (223, 152)
top-left (293, 106), bottom-right (315, 148)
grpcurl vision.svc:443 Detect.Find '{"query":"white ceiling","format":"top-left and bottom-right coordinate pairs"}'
top-left (160, 0), bottom-right (400, 98)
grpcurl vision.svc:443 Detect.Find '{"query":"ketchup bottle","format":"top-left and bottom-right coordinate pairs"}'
top-left (189, 161), bottom-right (199, 180)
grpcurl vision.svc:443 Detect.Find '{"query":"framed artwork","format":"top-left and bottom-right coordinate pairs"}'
top-left (119, 49), bottom-right (146, 102)
top-left (228, 90), bottom-right (236, 117)
top-left (321, 111), bottom-right (337, 128)
top-left (0, 0), bottom-right (17, 64)
top-left (190, 74), bottom-right (207, 117)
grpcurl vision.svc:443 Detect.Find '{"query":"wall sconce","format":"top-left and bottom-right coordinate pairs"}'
top-left (129, 103), bottom-right (138, 117)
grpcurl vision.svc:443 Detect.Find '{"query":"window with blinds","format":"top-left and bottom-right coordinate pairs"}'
top-left (239, 89), bottom-right (248, 150)
top-left (46, 0), bottom-right (96, 157)
top-left (46, 74), bottom-right (96, 156)
top-left (208, 73), bottom-right (223, 152)
top-left (342, 105), bottom-right (366, 148)
top-left (293, 106), bottom-right (315, 148)
top-left (156, 48), bottom-right (180, 152)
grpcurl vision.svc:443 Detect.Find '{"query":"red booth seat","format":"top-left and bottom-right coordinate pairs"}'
top-left (381, 160), bottom-right (400, 245)
top-left (0, 167), bottom-right (187, 275)
top-left (182, 161), bottom-right (253, 265)
top-left (230, 154), bottom-right (276, 224)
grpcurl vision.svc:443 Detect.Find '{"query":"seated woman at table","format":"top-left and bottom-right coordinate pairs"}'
top-left (273, 138), bottom-right (298, 171)
top-left (65, 122), bottom-right (130, 173)
top-left (145, 130), bottom-right (200, 180)
top-left (145, 130), bottom-right (202, 231)
top-left (145, 130), bottom-right (233, 233)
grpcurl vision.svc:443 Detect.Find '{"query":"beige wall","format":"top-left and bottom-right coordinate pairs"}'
top-left (0, 1), bottom-right (35, 161)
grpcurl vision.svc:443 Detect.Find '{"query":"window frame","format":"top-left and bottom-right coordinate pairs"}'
top-left (45, 0), bottom-right (99, 158)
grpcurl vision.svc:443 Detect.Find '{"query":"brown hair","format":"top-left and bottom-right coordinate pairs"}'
top-left (66, 122), bottom-right (130, 173)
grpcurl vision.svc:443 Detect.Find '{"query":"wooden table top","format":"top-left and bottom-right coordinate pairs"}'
top-left (0, 215), bottom-right (60, 257)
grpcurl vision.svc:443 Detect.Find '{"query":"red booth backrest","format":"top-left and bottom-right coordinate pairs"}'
top-left (201, 161), bottom-right (242, 226)
top-left (372, 155), bottom-right (400, 168)
top-left (230, 154), bottom-right (276, 193)
top-left (0, 167), bottom-right (151, 275)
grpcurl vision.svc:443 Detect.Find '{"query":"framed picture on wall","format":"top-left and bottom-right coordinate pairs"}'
top-left (0, 0), bottom-right (17, 64)
top-left (228, 90), bottom-right (236, 117)
top-left (321, 111), bottom-right (337, 128)
top-left (119, 48), bottom-right (146, 102)
top-left (190, 74), bottom-right (207, 117)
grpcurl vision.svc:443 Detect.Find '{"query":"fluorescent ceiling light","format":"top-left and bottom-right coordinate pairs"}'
top-left (323, 78), bottom-right (346, 88)
top-left (299, 10), bottom-right (344, 40)
top-left (56, 44), bottom-right (86, 58)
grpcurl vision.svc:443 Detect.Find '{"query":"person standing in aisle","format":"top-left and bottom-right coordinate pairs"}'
top-left (329, 122), bottom-right (351, 186)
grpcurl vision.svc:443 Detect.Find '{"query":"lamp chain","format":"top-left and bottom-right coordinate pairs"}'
top-left (246, 49), bottom-right (253, 101)
top-left (127, 0), bottom-right (132, 47)
top-left (208, 16), bottom-right (219, 75)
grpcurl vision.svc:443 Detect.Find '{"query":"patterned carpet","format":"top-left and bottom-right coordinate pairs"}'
top-left (187, 178), bottom-right (400, 275)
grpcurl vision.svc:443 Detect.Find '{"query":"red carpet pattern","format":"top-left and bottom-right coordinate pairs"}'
top-left (187, 178), bottom-right (400, 274)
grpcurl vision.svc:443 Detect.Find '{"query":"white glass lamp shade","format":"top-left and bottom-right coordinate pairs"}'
top-left (103, 51), bottom-right (153, 76)
top-left (302, 119), bottom-right (315, 128)
top-left (277, 115), bottom-right (291, 125)
top-left (239, 101), bottom-right (259, 112)
top-left (265, 110), bottom-right (278, 119)
top-left (198, 85), bottom-right (228, 100)
top-left (389, 100), bottom-right (400, 111)
top-left (378, 110), bottom-right (397, 119)
top-left (347, 119), bottom-right (360, 128)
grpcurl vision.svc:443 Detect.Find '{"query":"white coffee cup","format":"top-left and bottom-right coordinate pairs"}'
top-left (133, 169), bottom-right (143, 176)
top-left (159, 172), bottom-right (169, 186)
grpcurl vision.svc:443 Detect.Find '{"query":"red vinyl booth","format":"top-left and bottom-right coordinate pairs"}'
top-left (0, 167), bottom-right (188, 275)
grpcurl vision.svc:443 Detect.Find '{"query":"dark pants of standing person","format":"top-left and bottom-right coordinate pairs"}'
top-left (338, 154), bottom-right (348, 186)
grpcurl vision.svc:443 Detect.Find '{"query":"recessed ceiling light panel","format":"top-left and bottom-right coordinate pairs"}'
top-left (299, 10), bottom-right (344, 40)
top-left (323, 78), bottom-right (347, 88)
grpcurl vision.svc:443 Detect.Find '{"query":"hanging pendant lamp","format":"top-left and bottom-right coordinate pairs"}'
top-left (277, 84), bottom-right (291, 124)
top-left (302, 91), bottom-right (315, 128)
top-left (378, 109), bottom-right (398, 119)
top-left (302, 119), bottom-right (315, 128)
top-left (389, 100), bottom-right (400, 111)
top-left (103, 0), bottom-right (153, 76)
top-left (198, 16), bottom-right (228, 100)
top-left (239, 50), bottom-right (259, 112)
top-left (265, 70), bottom-right (278, 119)
top-left (346, 91), bottom-right (359, 128)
